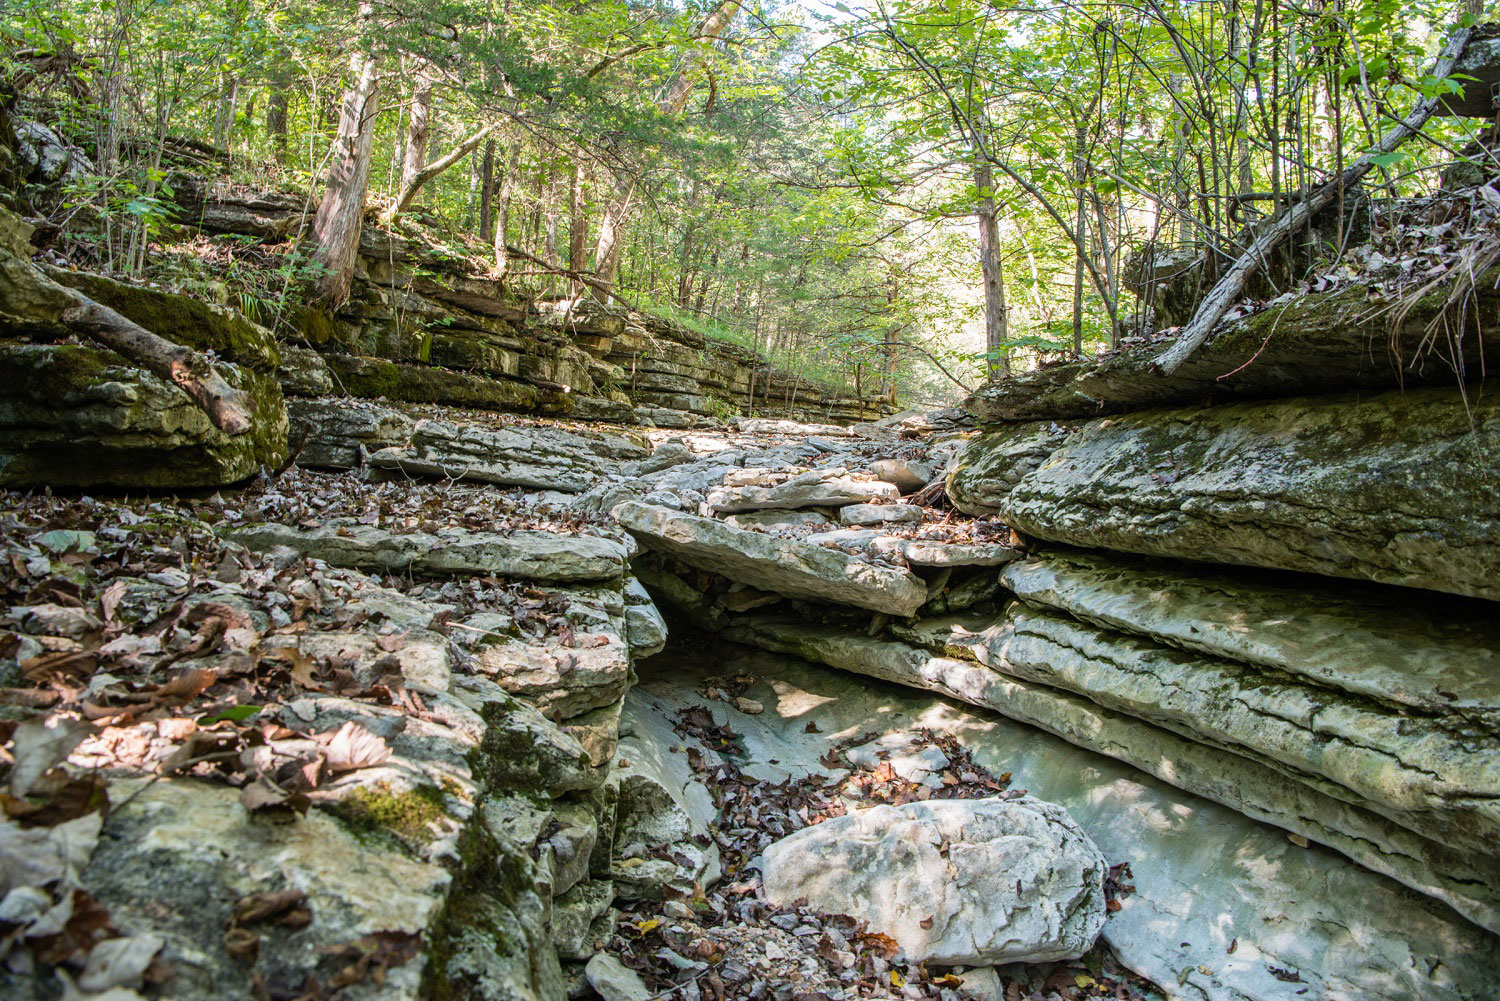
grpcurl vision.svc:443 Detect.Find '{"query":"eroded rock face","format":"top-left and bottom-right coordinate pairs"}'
top-left (617, 502), bottom-right (927, 616)
top-left (762, 797), bottom-right (1107, 965)
top-left (945, 422), bottom-right (1073, 515)
top-left (999, 551), bottom-right (1500, 722)
top-left (633, 648), bottom-right (1500, 1001)
top-left (716, 610), bottom-right (1500, 935)
top-left (226, 521), bottom-right (629, 583)
top-left (961, 386), bottom-right (1500, 598)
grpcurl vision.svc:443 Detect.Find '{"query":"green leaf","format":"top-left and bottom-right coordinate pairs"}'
top-left (203, 705), bottom-right (263, 723)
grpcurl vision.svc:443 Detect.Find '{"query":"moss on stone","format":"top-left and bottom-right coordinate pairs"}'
top-left (336, 781), bottom-right (447, 844)
top-left (48, 268), bottom-right (281, 372)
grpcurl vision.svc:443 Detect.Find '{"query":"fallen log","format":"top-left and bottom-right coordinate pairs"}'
top-left (1152, 24), bottom-right (1474, 376)
top-left (57, 290), bottom-right (256, 435)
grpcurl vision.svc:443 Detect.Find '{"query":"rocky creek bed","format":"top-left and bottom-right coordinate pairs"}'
top-left (4, 181), bottom-right (1500, 1000)
top-left (1, 390), bottom-right (1497, 1001)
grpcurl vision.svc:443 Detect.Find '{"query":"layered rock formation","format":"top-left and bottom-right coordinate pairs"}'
top-left (170, 178), bottom-right (891, 428)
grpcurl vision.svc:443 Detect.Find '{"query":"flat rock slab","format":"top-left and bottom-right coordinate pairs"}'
top-left (762, 797), bottom-right (1107, 965)
top-left (840, 503), bottom-right (923, 526)
top-left (226, 521), bottom-right (627, 582)
top-left (369, 416), bottom-right (644, 492)
top-left (902, 540), bottom-right (1019, 568)
top-left (616, 502), bottom-right (926, 616)
top-left (963, 386), bottom-right (1500, 599)
top-left (707, 467), bottom-right (899, 513)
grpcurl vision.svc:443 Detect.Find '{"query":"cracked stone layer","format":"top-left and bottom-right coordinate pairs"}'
top-left (988, 604), bottom-right (1500, 859)
top-left (711, 613), bottom-right (1500, 935)
top-left (1000, 550), bottom-right (1500, 723)
top-left (954, 385), bottom-right (1500, 599)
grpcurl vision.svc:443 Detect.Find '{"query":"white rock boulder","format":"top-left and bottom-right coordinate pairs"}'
top-left (761, 797), bottom-right (1106, 966)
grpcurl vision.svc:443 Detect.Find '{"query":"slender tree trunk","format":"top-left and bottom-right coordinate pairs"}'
top-left (693, 249), bottom-right (717, 313)
top-left (266, 60), bottom-right (290, 165)
top-left (213, 74), bottom-right (239, 150)
top-left (479, 140), bottom-right (495, 242)
top-left (543, 168), bottom-right (560, 294)
top-left (311, 23), bottom-right (380, 306)
top-left (568, 162), bottom-right (588, 298)
top-left (492, 143), bottom-right (522, 276)
top-left (589, 1), bottom-right (741, 302)
top-left (395, 61), bottom-right (436, 215)
top-left (974, 162), bottom-right (1009, 380)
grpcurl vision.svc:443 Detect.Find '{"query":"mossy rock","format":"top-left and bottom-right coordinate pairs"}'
top-left (0, 341), bottom-right (288, 488)
top-left (45, 266), bottom-right (281, 372)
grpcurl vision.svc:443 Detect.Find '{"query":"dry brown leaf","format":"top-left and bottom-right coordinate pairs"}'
top-left (315, 722), bottom-right (391, 773)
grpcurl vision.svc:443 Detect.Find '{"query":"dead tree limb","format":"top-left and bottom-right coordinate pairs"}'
top-left (58, 290), bottom-right (256, 435)
top-left (1152, 25), bottom-right (1474, 376)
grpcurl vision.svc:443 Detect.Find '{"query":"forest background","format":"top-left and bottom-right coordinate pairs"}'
top-left (3, 0), bottom-right (1490, 407)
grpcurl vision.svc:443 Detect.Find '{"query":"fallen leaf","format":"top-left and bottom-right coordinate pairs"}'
top-left (8, 717), bottom-right (93, 797)
top-left (77, 933), bottom-right (165, 992)
top-left (315, 722), bottom-right (391, 773)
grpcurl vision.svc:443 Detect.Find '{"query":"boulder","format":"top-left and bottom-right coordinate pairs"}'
top-left (226, 521), bottom-right (628, 583)
top-left (584, 954), bottom-right (652, 1001)
top-left (616, 503), bottom-right (926, 616)
top-left (868, 457), bottom-right (929, 492)
top-left (962, 386), bottom-right (1500, 599)
top-left (706, 467), bottom-right (900, 513)
top-left (761, 797), bottom-right (1107, 965)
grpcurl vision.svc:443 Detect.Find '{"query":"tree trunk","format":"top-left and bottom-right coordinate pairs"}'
top-left (589, 1), bottom-right (741, 302)
top-left (266, 62), bottom-right (289, 165)
top-left (213, 74), bottom-right (239, 151)
top-left (568, 162), bottom-right (588, 298)
top-left (478, 140), bottom-right (495, 242)
top-left (311, 33), bottom-right (380, 306)
top-left (492, 142), bottom-right (522, 276)
top-left (543, 167), bottom-right (560, 294)
top-left (395, 62), bottom-right (436, 214)
top-left (1071, 126), bottom-right (1087, 357)
top-left (974, 162), bottom-right (1009, 380)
